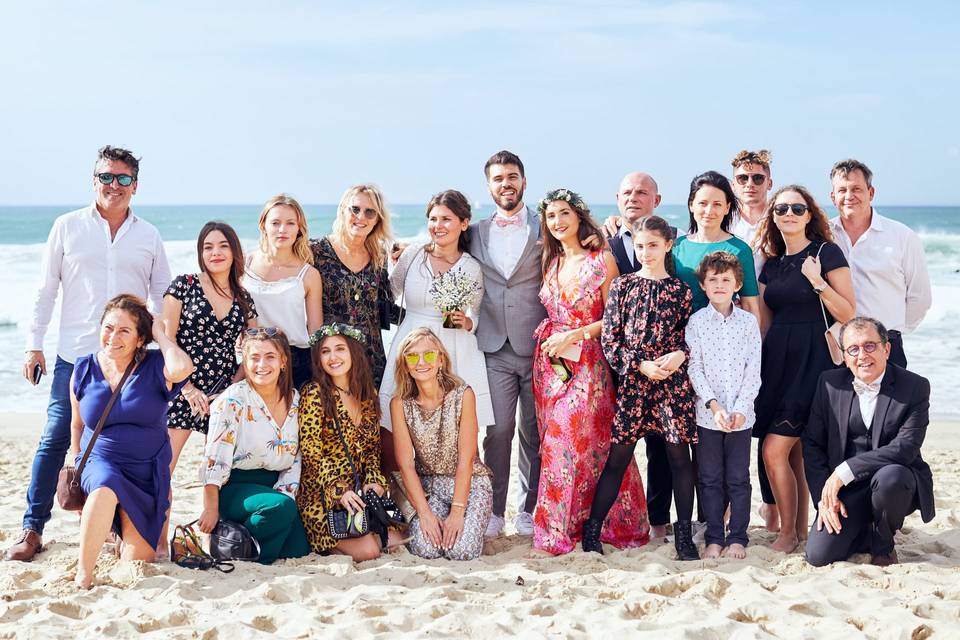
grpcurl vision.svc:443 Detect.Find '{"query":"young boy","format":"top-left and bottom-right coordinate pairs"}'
top-left (685, 251), bottom-right (762, 559)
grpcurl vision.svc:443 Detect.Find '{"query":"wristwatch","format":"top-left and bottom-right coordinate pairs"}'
top-left (704, 398), bottom-right (716, 410)
top-left (812, 281), bottom-right (827, 295)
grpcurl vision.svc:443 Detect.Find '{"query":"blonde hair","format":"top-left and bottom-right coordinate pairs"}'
top-left (392, 328), bottom-right (463, 401)
top-left (258, 194), bottom-right (313, 264)
top-left (332, 184), bottom-right (393, 270)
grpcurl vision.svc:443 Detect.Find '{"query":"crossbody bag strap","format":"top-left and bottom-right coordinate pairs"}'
top-left (76, 354), bottom-right (138, 475)
top-left (330, 406), bottom-right (362, 492)
top-left (814, 243), bottom-right (832, 331)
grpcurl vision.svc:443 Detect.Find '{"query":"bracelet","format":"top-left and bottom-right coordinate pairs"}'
top-left (451, 501), bottom-right (467, 510)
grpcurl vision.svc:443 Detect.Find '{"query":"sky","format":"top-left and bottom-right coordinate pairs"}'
top-left (1, 1), bottom-right (958, 206)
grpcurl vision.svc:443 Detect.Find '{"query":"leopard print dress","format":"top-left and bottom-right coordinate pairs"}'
top-left (296, 381), bottom-right (387, 553)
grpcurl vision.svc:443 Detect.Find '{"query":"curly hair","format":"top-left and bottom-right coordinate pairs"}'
top-left (755, 185), bottom-right (833, 258)
top-left (695, 250), bottom-right (744, 286)
top-left (731, 149), bottom-right (772, 174)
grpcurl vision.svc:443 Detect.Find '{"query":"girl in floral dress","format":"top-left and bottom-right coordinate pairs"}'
top-left (532, 189), bottom-right (649, 555)
top-left (586, 215), bottom-right (700, 561)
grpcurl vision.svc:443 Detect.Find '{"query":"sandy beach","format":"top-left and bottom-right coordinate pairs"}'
top-left (1, 411), bottom-right (958, 639)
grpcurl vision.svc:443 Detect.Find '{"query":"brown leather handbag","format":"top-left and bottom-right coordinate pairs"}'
top-left (56, 357), bottom-right (136, 511)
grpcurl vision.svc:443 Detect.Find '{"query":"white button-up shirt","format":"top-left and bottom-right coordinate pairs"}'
top-left (731, 214), bottom-right (766, 278)
top-left (829, 210), bottom-right (931, 333)
top-left (488, 206), bottom-right (530, 278)
top-left (27, 204), bottom-right (171, 363)
top-left (685, 304), bottom-right (762, 430)
top-left (836, 370), bottom-right (886, 485)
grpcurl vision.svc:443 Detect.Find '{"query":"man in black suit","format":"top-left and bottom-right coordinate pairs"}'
top-left (802, 317), bottom-right (934, 567)
top-left (606, 171), bottom-right (678, 539)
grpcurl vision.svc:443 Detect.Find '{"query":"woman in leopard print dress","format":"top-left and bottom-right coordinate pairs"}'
top-left (297, 324), bottom-right (405, 560)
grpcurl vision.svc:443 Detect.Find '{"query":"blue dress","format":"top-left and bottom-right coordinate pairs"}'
top-left (74, 350), bottom-right (184, 548)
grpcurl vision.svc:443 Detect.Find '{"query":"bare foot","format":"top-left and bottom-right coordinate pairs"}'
top-left (73, 571), bottom-right (94, 590)
top-left (723, 506), bottom-right (731, 527)
top-left (723, 543), bottom-right (747, 559)
top-left (760, 503), bottom-right (780, 533)
top-left (703, 543), bottom-right (722, 559)
top-left (770, 533), bottom-right (799, 554)
top-left (155, 545), bottom-right (169, 563)
top-left (796, 525), bottom-right (808, 542)
top-left (650, 524), bottom-right (668, 540)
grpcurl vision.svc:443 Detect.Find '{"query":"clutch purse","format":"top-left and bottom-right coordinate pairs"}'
top-left (327, 504), bottom-right (371, 540)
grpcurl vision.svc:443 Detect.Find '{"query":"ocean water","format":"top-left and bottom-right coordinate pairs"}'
top-left (1, 204), bottom-right (957, 420)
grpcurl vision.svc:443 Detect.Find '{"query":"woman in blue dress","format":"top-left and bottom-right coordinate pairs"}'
top-left (68, 294), bottom-right (194, 589)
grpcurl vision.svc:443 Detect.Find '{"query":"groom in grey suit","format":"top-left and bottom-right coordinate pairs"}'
top-left (467, 150), bottom-right (545, 537)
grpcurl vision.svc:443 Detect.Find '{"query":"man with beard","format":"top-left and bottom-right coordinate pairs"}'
top-left (467, 150), bottom-right (545, 537)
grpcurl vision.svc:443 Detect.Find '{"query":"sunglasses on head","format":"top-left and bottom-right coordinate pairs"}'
top-left (349, 205), bottom-right (378, 220)
top-left (96, 172), bottom-right (135, 187)
top-left (844, 341), bottom-right (883, 357)
top-left (404, 350), bottom-right (438, 366)
top-left (244, 327), bottom-right (280, 338)
top-left (773, 203), bottom-right (809, 216)
top-left (735, 173), bottom-right (766, 186)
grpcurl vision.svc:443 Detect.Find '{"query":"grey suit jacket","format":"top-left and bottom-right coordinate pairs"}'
top-left (467, 206), bottom-right (546, 356)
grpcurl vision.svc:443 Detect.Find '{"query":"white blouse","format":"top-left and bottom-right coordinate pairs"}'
top-left (202, 380), bottom-right (302, 496)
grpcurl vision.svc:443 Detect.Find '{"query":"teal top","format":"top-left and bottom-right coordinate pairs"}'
top-left (672, 235), bottom-right (759, 311)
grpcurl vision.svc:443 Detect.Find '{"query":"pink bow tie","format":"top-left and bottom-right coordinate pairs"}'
top-left (853, 379), bottom-right (881, 396)
top-left (494, 213), bottom-right (524, 228)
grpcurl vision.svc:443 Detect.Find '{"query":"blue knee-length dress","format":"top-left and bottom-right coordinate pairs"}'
top-left (74, 350), bottom-right (184, 548)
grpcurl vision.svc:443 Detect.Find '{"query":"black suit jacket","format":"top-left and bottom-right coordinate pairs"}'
top-left (607, 233), bottom-right (639, 276)
top-left (802, 364), bottom-right (935, 522)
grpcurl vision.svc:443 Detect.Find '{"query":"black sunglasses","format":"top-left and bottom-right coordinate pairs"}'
top-left (349, 205), bottom-right (378, 220)
top-left (773, 203), bottom-right (809, 216)
top-left (96, 172), bottom-right (136, 187)
top-left (735, 174), bottom-right (766, 186)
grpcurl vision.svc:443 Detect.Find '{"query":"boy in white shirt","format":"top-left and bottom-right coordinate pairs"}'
top-left (685, 252), bottom-right (762, 559)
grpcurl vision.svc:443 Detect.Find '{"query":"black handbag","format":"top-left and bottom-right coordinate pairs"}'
top-left (209, 520), bottom-right (261, 562)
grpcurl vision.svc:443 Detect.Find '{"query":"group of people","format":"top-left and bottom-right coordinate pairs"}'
top-left (3, 145), bottom-right (936, 587)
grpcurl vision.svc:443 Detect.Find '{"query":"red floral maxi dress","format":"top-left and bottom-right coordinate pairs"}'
top-left (532, 251), bottom-right (650, 554)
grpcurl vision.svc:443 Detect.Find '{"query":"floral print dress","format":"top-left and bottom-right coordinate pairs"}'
top-left (601, 273), bottom-right (697, 445)
top-left (532, 251), bottom-right (650, 554)
top-left (311, 237), bottom-right (392, 387)
top-left (164, 274), bottom-right (257, 433)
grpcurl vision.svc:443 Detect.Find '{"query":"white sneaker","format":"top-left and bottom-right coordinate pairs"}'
top-left (485, 514), bottom-right (505, 538)
top-left (514, 511), bottom-right (534, 536)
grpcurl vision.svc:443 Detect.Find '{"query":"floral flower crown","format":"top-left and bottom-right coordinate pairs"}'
top-left (537, 188), bottom-right (589, 216)
top-left (308, 323), bottom-right (366, 346)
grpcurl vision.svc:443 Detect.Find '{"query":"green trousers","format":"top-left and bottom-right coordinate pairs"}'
top-left (220, 468), bottom-right (310, 564)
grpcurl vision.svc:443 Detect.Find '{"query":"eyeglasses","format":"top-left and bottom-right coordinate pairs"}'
top-left (96, 172), bottom-right (136, 187)
top-left (244, 327), bottom-right (280, 338)
top-left (844, 341), bottom-right (884, 357)
top-left (773, 203), bottom-right (809, 216)
top-left (735, 174), bottom-right (766, 186)
top-left (404, 350), bottom-right (438, 366)
top-left (349, 205), bottom-right (378, 220)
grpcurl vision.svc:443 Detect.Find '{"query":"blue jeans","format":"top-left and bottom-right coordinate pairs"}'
top-left (23, 356), bottom-right (74, 534)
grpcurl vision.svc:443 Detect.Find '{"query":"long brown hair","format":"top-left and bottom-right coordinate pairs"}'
top-left (633, 215), bottom-right (678, 276)
top-left (537, 188), bottom-right (605, 277)
top-left (309, 334), bottom-right (379, 423)
top-left (756, 185), bottom-right (833, 258)
top-left (332, 184), bottom-right (393, 271)
top-left (392, 328), bottom-right (464, 402)
top-left (241, 328), bottom-right (295, 408)
top-left (197, 221), bottom-right (252, 320)
top-left (257, 194), bottom-right (313, 264)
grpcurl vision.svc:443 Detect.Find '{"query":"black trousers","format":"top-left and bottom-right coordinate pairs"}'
top-left (805, 464), bottom-right (917, 566)
top-left (888, 331), bottom-right (907, 368)
top-left (644, 435), bottom-right (673, 526)
top-left (697, 427), bottom-right (752, 546)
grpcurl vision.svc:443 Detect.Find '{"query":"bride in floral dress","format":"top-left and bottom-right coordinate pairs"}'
top-left (532, 188), bottom-right (649, 555)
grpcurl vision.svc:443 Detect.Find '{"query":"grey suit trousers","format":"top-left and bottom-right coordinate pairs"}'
top-left (482, 340), bottom-right (540, 517)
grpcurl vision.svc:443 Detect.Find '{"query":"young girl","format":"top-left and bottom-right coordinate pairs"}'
top-left (585, 216), bottom-right (699, 560)
top-left (244, 194), bottom-right (324, 388)
top-left (297, 324), bottom-right (405, 561)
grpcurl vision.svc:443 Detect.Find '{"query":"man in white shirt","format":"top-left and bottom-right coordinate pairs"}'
top-left (4, 146), bottom-right (170, 562)
top-left (466, 151), bottom-right (546, 537)
top-left (802, 317), bottom-right (933, 567)
top-left (828, 159), bottom-right (932, 367)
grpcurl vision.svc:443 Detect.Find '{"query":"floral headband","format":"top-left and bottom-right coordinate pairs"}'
top-left (308, 323), bottom-right (366, 346)
top-left (537, 188), bottom-right (589, 216)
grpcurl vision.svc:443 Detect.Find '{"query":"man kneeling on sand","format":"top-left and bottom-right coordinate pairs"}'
top-left (802, 317), bottom-right (935, 567)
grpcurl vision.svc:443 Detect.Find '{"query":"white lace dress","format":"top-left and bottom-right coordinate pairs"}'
top-left (379, 245), bottom-right (495, 431)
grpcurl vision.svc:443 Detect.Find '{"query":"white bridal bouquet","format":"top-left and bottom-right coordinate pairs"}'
top-left (429, 269), bottom-right (482, 328)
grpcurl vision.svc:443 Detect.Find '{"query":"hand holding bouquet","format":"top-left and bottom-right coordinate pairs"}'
top-left (429, 270), bottom-right (482, 329)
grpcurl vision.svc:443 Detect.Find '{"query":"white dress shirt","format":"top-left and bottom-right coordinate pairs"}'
top-left (829, 210), bottom-right (931, 333)
top-left (685, 304), bottom-right (762, 431)
top-left (488, 206), bottom-right (530, 278)
top-left (836, 370), bottom-right (886, 485)
top-left (617, 226), bottom-right (635, 268)
top-left (27, 204), bottom-right (171, 363)
top-left (203, 381), bottom-right (302, 495)
top-left (731, 214), bottom-right (766, 278)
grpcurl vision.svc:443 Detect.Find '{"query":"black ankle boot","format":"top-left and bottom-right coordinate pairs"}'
top-left (581, 519), bottom-right (604, 554)
top-left (674, 520), bottom-right (699, 561)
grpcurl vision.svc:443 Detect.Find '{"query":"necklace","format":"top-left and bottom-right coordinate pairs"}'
top-left (335, 385), bottom-right (352, 396)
